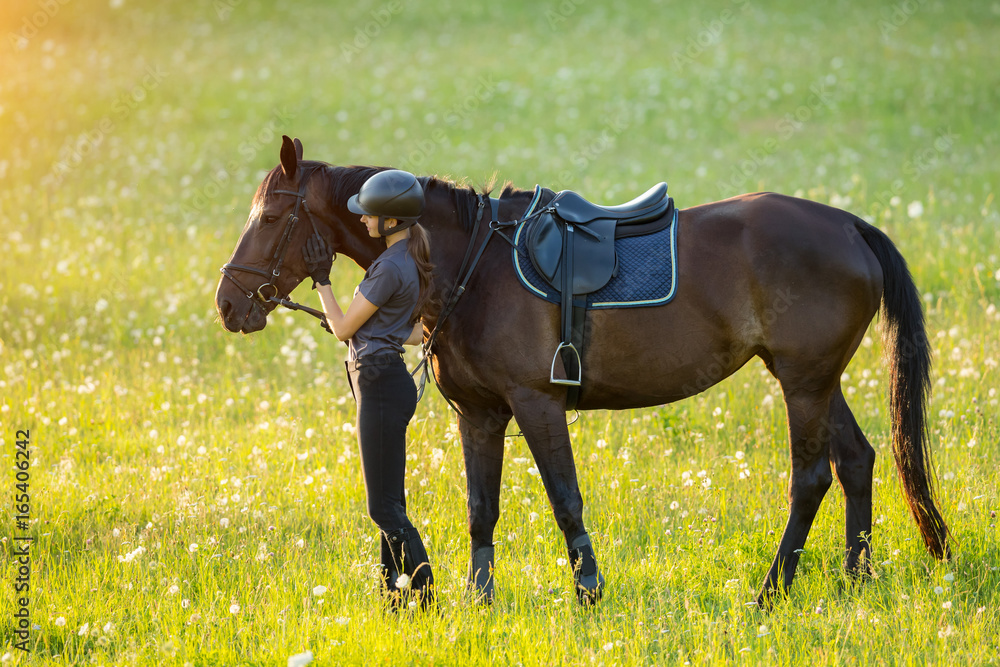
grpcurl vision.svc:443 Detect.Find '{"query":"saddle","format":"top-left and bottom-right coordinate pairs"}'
top-left (523, 183), bottom-right (674, 409)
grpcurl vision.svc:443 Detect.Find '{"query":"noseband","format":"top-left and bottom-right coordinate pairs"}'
top-left (220, 171), bottom-right (328, 323)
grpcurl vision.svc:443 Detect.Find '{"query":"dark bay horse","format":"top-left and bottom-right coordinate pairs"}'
top-left (215, 136), bottom-right (949, 606)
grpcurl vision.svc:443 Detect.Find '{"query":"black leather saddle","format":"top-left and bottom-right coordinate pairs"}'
top-left (521, 183), bottom-right (673, 407)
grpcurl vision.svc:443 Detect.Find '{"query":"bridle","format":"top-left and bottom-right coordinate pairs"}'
top-left (219, 169), bottom-right (328, 324)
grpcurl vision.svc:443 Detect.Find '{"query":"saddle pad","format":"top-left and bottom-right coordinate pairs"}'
top-left (512, 207), bottom-right (678, 309)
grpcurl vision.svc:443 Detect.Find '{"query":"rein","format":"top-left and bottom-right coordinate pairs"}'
top-left (220, 170), bottom-right (331, 329)
top-left (412, 189), bottom-right (549, 432)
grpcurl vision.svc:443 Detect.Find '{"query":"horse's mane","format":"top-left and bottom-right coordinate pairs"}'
top-left (254, 162), bottom-right (532, 232)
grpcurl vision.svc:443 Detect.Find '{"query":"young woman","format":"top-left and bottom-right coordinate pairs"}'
top-left (302, 169), bottom-right (435, 609)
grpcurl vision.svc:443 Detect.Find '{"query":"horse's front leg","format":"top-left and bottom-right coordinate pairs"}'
top-left (458, 403), bottom-right (512, 604)
top-left (508, 387), bottom-right (605, 605)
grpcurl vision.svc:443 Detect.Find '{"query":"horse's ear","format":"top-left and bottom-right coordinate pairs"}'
top-left (280, 135), bottom-right (298, 179)
top-left (293, 137), bottom-right (303, 160)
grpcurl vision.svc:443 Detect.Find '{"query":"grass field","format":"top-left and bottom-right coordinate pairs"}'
top-left (1, 0), bottom-right (999, 664)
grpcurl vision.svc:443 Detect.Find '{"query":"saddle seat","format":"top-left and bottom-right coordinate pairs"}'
top-left (549, 182), bottom-right (669, 225)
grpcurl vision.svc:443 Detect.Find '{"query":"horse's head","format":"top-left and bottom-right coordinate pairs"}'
top-left (215, 135), bottom-right (384, 333)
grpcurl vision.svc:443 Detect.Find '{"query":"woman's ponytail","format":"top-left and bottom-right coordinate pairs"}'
top-left (407, 224), bottom-right (435, 324)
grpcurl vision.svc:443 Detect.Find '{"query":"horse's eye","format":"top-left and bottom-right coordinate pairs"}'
top-left (262, 214), bottom-right (278, 225)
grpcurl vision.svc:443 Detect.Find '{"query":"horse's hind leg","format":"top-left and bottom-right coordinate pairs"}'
top-left (508, 388), bottom-right (604, 605)
top-left (828, 388), bottom-right (876, 576)
top-left (757, 384), bottom-right (835, 605)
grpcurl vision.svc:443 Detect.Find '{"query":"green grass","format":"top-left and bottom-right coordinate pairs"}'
top-left (1, 0), bottom-right (999, 664)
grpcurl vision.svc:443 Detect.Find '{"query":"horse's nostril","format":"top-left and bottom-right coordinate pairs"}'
top-left (218, 297), bottom-right (233, 320)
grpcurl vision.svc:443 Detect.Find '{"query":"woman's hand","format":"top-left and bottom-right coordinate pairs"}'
top-left (303, 233), bottom-right (335, 287)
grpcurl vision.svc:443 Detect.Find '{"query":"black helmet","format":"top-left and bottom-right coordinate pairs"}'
top-left (347, 169), bottom-right (424, 236)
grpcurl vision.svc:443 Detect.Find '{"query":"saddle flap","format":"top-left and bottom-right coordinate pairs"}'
top-left (526, 215), bottom-right (617, 294)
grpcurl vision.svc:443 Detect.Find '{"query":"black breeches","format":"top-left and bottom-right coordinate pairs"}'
top-left (348, 354), bottom-right (417, 534)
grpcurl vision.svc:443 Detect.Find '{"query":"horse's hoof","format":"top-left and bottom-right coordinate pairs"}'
top-left (468, 545), bottom-right (495, 604)
top-left (568, 534), bottom-right (605, 606)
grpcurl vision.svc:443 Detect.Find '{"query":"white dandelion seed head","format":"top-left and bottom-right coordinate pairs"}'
top-left (229, 603), bottom-right (241, 614)
top-left (78, 623), bottom-right (90, 636)
top-left (287, 651), bottom-right (314, 667)
top-left (557, 557), bottom-right (567, 567)
top-left (934, 586), bottom-right (945, 595)
top-left (188, 543), bottom-right (199, 553)
top-left (54, 617), bottom-right (66, 627)
top-left (396, 573), bottom-right (411, 590)
top-left (943, 572), bottom-right (955, 582)
top-left (312, 585), bottom-right (327, 597)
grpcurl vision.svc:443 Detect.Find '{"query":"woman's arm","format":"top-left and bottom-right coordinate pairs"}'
top-left (404, 322), bottom-right (423, 346)
top-left (315, 285), bottom-right (379, 342)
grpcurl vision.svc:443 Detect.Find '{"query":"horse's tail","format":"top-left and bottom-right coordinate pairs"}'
top-left (854, 218), bottom-right (950, 559)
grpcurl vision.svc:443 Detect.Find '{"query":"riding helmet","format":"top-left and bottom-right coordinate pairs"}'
top-left (347, 169), bottom-right (424, 235)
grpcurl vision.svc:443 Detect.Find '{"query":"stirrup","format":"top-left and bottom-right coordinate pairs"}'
top-left (550, 342), bottom-right (582, 387)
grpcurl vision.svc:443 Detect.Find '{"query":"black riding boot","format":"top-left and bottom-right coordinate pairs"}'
top-left (383, 527), bottom-right (435, 609)
top-left (379, 531), bottom-right (401, 598)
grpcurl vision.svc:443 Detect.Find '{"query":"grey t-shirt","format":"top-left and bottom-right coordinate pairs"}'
top-left (349, 240), bottom-right (419, 361)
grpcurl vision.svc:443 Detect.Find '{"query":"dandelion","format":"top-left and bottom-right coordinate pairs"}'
top-left (603, 643), bottom-right (614, 651)
top-left (701, 478), bottom-right (712, 489)
top-left (287, 651), bottom-right (314, 667)
top-left (54, 616), bottom-right (66, 627)
top-left (527, 467), bottom-right (540, 476)
top-left (118, 546), bottom-right (146, 563)
top-left (943, 572), bottom-right (955, 582)
top-left (735, 451), bottom-right (745, 460)
top-left (220, 517), bottom-right (230, 528)
top-left (312, 585), bottom-right (327, 597)
top-left (596, 438), bottom-right (607, 449)
top-left (295, 538), bottom-right (305, 548)
top-left (188, 543), bottom-right (199, 553)
top-left (907, 201), bottom-right (924, 219)
top-left (529, 512), bottom-right (539, 522)
top-left (756, 625), bottom-right (770, 637)
top-left (942, 601), bottom-right (952, 609)
top-left (557, 557), bottom-right (567, 567)
top-left (229, 603), bottom-right (241, 614)
top-left (78, 623), bottom-right (90, 636)
top-left (670, 501), bottom-right (680, 510)
top-left (934, 586), bottom-right (945, 595)
top-left (396, 573), bottom-right (411, 590)
top-left (761, 394), bottom-right (774, 408)
top-left (167, 585), bottom-right (180, 595)
top-left (103, 621), bottom-right (114, 634)
top-left (112, 528), bottom-right (121, 538)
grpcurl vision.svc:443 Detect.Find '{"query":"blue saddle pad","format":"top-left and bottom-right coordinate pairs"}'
top-left (512, 207), bottom-right (678, 309)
